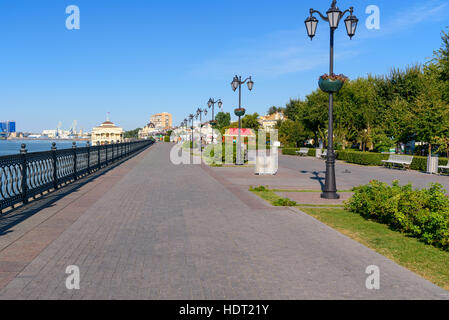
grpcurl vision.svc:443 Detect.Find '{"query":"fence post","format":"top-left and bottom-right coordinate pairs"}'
top-left (20, 144), bottom-right (28, 204)
top-left (72, 142), bottom-right (78, 181)
top-left (105, 144), bottom-right (108, 166)
top-left (52, 143), bottom-right (58, 190)
top-left (87, 141), bottom-right (91, 174)
top-left (97, 144), bottom-right (100, 169)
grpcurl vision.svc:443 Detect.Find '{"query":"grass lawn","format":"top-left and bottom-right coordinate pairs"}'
top-left (249, 187), bottom-right (344, 208)
top-left (302, 207), bottom-right (449, 291)
top-left (249, 186), bottom-right (449, 290)
top-left (271, 189), bottom-right (353, 193)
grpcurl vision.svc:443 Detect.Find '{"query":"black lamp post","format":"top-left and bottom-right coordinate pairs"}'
top-left (196, 108), bottom-right (207, 149)
top-left (180, 120), bottom-right (185, 142)
top-left (189, 114), bottom-right (194, 147)
top-left (183, 118), bottom-right (188, 141)
top-left (304, 0), bottom-right (358, 200)
top-left (208, 98), bottom-right (223, 144)
top-left (231, 75), bottom-right (254, 165)
top-left (207, 98), bottom-right (223, 122)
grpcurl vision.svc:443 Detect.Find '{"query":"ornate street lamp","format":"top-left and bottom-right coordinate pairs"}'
top-left (208, 98), bottom-right (223, 124)
top-left (304, 0), bottom-right (358, 200)
top-left (230, 75), bottom-right (253, 165)
top-left (189, 114), bottom-right (194, 146)
top-left (207, 98), bottom-right (223, 144)
top-left (183, 118), bottom-right (188, 140)
top-left (196, 108), bottom-right (208, 150)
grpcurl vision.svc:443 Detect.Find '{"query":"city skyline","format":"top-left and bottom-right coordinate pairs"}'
top-left (0, 0), bottom-right (448, 132)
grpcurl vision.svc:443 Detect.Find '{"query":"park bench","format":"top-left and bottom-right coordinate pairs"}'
top-left (381, 154), bottom-right (414, 170)
top-left (438, 162), bottom-right (449, 174)
top-left (296, 148), bottom-right (309, 157)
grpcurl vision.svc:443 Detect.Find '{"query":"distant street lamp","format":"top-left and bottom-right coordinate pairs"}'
top-left (208, 98), bottom-right (223, 144)
top-left (196, 108), bottom-right (208, 150)
top-left (304, 0), bottom-right (358, 200)
top-left (231, 75), bottom-right (254, 165)
top-left (189, 114), bottom-right (194, 146)
top-left (183, 118), bottom-right (188, 141)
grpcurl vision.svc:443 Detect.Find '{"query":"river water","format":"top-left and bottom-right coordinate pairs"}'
top-left (0, 140), bottom-right (88, 156)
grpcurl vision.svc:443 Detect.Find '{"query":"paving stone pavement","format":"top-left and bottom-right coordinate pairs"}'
top-left (279, 155), bottom-right (449, 191)
top-left (0, 143), bottom-right (448, 300)
top-left (211, 155), bottom-right (449, 192)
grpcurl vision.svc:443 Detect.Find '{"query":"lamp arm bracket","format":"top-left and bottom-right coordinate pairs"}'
top-left (340, 9), bottom-right (351, 19)
top-left (311, 9), bottom-right (328, 22)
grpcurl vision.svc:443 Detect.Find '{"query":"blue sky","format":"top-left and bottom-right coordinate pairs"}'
top-left (0, 0), bottom-right (448, 133)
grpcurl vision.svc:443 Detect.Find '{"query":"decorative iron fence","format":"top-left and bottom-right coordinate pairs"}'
top-left (0, 140), bottom-right (154, 213)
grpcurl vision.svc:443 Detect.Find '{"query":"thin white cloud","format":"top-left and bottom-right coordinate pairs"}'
top-left (191, 28), bottom-right (360, 78)
top-left (191, 0), bottom-right (448, 79)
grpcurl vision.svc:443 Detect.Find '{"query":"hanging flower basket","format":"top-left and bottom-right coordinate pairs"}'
top-left (234, 108), bottom-right (246, 117)
top-left (318, 74), bottom-right (348, 93)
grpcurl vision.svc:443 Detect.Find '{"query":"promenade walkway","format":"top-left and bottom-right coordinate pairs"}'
top-left (0, 143), bottom-right (447, 299)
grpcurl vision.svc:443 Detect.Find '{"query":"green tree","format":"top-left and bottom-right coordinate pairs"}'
top-left (284, 99), bottom-right (305, 122)
top-left (124, 128), bottom-right (141, 139)
top-left (215, 112), bottom-right (231, 129)
top-left (242, 113), bottom-right (260, 130)
top-left (278, 120), bottom-right (307, 148)
top-left (413, 71), bottom-right (449, 155)
top-left (267, 106), bottom-right (285, 115)
top-left (274, 29), bottom-right (449, 153)
top-left (432, 29), bottom-right (449, 103)
top-left (433, 136), bottom-right (449, 158)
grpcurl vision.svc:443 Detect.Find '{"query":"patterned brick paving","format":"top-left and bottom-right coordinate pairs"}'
top-left (0, 143), bottom-right (448, 299)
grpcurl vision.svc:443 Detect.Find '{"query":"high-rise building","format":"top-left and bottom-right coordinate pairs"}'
top-left (150, 113), bottom-right (172, 130)
top-left (8, 121), bottom-right (16, 133)
top-left (0, 121), bottom-right (16, 134)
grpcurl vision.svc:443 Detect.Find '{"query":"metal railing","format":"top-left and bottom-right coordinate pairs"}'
top-left (0, 140), bottom-right (154, 213)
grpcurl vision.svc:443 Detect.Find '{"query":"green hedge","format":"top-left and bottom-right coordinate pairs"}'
top-left (337, 151), bottom-right (449, 171)
top-left (337, 151), bottom-right (389, 166)
top-left (282, 148), bottom-right (301, 155)
top-left (282, 148), bottom-right (317, 156)
top-left (346, 181), bottom-right (449, 251)
top-left (164, 136), bottom-right (170, 142)
top-left (308, 149), bottom-right (316, 157)
top-left (410, 156), bottom-right (449, 171)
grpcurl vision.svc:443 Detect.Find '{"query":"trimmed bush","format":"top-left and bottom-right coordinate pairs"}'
top-left (282, 148), bottom-right (317, 157)
top-left (308, 149), bottom-right (316, 157)
top-left (282, 148), bottom-right (301, 155)
top-left (336, 151), bottom-right (449, 171)
top-left (337, 150), bottom-right (389, 166)
top-left (250, 186), bottom-right (268, 192)
top-left (273, 197), bottom-right (298, 207)
top-left (164, 136), bottom-right (170, 142)
top-left (410, 156), bottom-right (449, 172)
top-left (346, 181), bottom-right (449, 251)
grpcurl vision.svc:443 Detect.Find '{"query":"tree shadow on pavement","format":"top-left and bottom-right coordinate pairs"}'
top-left (301, 170), bottom-right (326, 191)
top-left (0, 148), bottom-right (149, 237)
